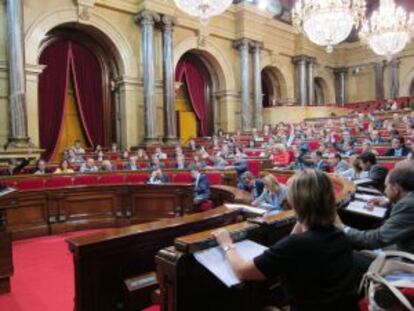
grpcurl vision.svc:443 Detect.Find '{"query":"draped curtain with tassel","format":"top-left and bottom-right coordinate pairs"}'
top-left (175, 56), bottom-right (208, 136)
top-left (38, 39), bottom-right (105, 160)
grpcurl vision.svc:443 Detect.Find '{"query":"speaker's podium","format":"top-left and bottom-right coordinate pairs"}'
top-left (156, 210), bottom-right (296, 311)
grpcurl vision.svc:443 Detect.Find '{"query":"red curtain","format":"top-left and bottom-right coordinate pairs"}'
top-left (70, 43), bottom-right (105, 147)
top-left (176, 56), bottom-right (208, 136)
top-left (38, 40), bottom-right (71, 160)
top-left (38, 40), bottom-right (105, 160)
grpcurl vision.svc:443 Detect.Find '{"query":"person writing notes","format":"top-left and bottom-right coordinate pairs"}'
top-left (213, 170), bottom-right (359, 311)
top-left (251, 174), bottom-right (287, 212)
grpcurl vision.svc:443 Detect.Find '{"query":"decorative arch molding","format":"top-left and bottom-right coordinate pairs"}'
top-left (401, 66), bottom-right (414, 96)
top-left (25, 7), bottom-right (137, 78)
top-left (261, 56), bottom-right (294, 99)
top-left (173, 37), bottom-right (235, 91)
top-left (314, 67), bottom-right (335, 104)
top-left (261, 65), bottom-right (288, 100)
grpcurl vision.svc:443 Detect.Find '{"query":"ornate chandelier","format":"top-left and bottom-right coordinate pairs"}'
top-left (173, 0), bottom-right (233, 25)
top-left (292, 0), bottom-right (366, 53)
top-left (359, 0), bottom-right (414, 60)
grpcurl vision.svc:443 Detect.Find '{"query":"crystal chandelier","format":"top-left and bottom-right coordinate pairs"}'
top-left (292, 0), bottom-right (366, 53)
top-left (359, 0), bottom-right (414, 60)
top-left (174, 0), bottom-right (233, 25)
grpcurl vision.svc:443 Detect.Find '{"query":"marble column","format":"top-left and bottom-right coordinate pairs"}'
top-left (251, 41), bottom-right (263, 130)
top-left (307, 58), bottom-right (315, 105)
top-left (234, 39), bottom-right (252, 131)
top-left (333, 67), bottom-right (348, 105)
top-left (292, 55), bottom-right (308, 106)
top-left (161, 15), bottom-right (178, 144)
top-left (135, 10), bottom-right (160, 144)
top-left (374, 62), bottom-right (385, 100)
top-left (6, 0), bottom-right (29, 147)
top-left (389, 59), bottom-right (400, 99)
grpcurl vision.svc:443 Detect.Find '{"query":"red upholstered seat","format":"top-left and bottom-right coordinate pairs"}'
top-left (45, 176), bottom-right (73, 188)
top-left (308, 140), bottom-right (320, 151)
top-left (125, 173), bottom-right (148, 184)
top-left (172, 172), bottom-right (193, 183)
top-left (16, 178), bottom-right (45, 190)
top-left (99, 174), bottom-right (125, 185)
top-left (247, 160), bottom-right (260, 178)
top-left (0, 179), bottom-right (17, 188)
top-left (382, 162), bottom-right (396, 171)
top-left (205, 172), bottom-right (222, 185)
top-left (374, 147), bottom-right (387, 156)
top-left (200, 200), bottom-right (214, 211)
top-left (275, 175), bottom-right (290, 185)
top-left (116, 163), bottom-right (124, 170)
top-left (73, 175), bottom-right (99, 186)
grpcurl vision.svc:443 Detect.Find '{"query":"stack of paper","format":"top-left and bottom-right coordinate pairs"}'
top-left (346, 201), bottom-right (387, 219)
top-left (224, 204), bottom-right (266, 216)
top-left (194, 240), bottom-right (268, 287)
top-left (355, 193), bottom-right (386, 202)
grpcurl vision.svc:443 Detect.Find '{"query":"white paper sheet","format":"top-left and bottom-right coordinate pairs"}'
top-left (357, 186), bottom-right (383, 196)
top-left (194, 240), bottom-right (268, 287)
top-left (353, 178), bottom-right (373, 185)
top-left (346, 201), bottom-right (387, 218)
top-left (355, 193), bottom-right (386, 202)
top-left (0, 187), bottom-right (16, 197)
top-left (224, 204), bottom-right (266, 215)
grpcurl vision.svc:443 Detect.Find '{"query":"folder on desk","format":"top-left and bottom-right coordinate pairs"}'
top-left (346, 201), bottom-right (387, 219)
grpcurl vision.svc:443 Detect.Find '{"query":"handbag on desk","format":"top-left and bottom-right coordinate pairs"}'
top-left (360, 251), bottom-right (414, 311)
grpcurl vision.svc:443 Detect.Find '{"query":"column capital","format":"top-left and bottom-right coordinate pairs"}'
top-left (292, 54), bottom-right (312, 64)
top-left (388, 58), bottom-right (401, 68)
top-left (233, 38), bottom-right (252, 50)
top-left (333, 67), bottom-right (348, 75)
top-left (134, 10), bottom-right (161, 26)
top-left (250, 41), bottom-right (264, 53)
top-left (161, 15), bottom-right (177, 29)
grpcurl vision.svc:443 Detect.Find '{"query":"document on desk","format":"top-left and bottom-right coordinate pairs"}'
top-left (194, 240), bottom-right (268, 287)
top-left (224, 204), bottom-right (266, 216)
top-left (0, 187), bottom-right (16, 197)
top-left (346, 201), bottom-right (387, 219)
top-left (353, 178), bottom-right (373, 185)
top-left (355, 193), bottom-right (386, 202)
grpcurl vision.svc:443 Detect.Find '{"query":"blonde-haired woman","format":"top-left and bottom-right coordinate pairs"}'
top-left (252, 174), bottom-right (287, 212)
top-left (213, 170), bottom-right (359, 311)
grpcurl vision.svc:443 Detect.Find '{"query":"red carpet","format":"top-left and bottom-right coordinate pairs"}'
top-left (0, 230), bottom-right (103, 311)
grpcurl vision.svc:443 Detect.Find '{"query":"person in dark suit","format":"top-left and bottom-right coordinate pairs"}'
top-left (384, 137), bottom-right (411, 157)
top-left (191, 168), bottom-right (211, 205)
top-left (1, 158), bottom-right (30, 176)
top-left (100, 160), bottom-right (116, 172)
top-left (174, 154), bottom-right (187, 170)
top-left (147, 168), bottom-right (169, 185)
top-left (338, 164), bottom-right (414, 253)
top-left (34, 159), bottom-right (52, 175)
top-left (124, 156), bottom-right (139, 171)
top-left (310, 151), bottom-right (329, 172)
top-left (358, 152), bottom-right (389, 192)
top-left (147, 156), bottom-right (165, 170)
top-left (224, 154), bottom-right (248, 184)
top-left (237, 171), bottom-right (264, 200)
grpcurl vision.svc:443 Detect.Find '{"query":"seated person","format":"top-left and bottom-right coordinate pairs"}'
top-left (110, 142), bottom-right (118, 152)
top-left (224, 154), bottom-right (248, 181)
top-left (191, 168), bottom-right (211, 205)
top-left (188, 155), bottom-right (206, 170)
top-left (188, 138), bottom-right (197, 151)
top-left (147, 168), bottom-right (169, 185)
top-left (237, 171), bottom-right (264, 200)
top-left (34, 159), bottom-right (52, 175)
top-left (384, 137), bottom-right (411, 157)
top-left (54, 159), bottom-right (74, 174)
top-left (328, 152), bottom-right (351, 175)
top-left (175, 154), bottom-right (187, 169)
top-left (124, 156), bottom-right (139, 171)
top-left (66, 148), bottom-right (84, 164)
top-left (100, 160), bottom-right (115, 172)
top-left (121, 149), bottom-right (129, 160)
top-left (338, 164), bottom-right (414, 253)
top-left (340, 141), bottom-right (356, 157)
top-left (206, 155), bottom-right (228, 169)
top-left (270, 144), bottom-right (291, 166)
top-left (213, 170), bottom-right (359, 311)
top-left (153, 147), bottom-right (167, 160)
top-left (73, 139), bottom-right (85, 154)
top-left (147, 156), bottom-right (165, 170)
top-left (96, 150), bottom-right (104, 162)
top-left (358, 152), bottom-right (388, 192)
top-left (360, 140), bottom-right (379, 156)
top-left (80, 158), bottom-right (98, 173)
top-left (174, 146), bottom-right (184, 159)
top-left (1, 151), bottom-right (32, 176)
top-left (309, 151), bottom-right (329, 172)
top-left (94, 145), bottom-right (102, 153)
top-left (252, 174), bottom-right (287, 212)
top-left (135, 148), bottom-right (149, 161)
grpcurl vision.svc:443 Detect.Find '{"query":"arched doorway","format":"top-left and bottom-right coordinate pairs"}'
top-left (314, 77), bottom-right (326, 105)
top-left (38, 26), bottom-right (119, 160)
top-left (175, 52), bottom-right (215, 141)
top-left (261, 66), bottom-right (287, 107)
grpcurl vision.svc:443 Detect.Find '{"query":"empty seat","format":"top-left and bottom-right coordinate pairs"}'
top-left (172, 172), bottom-right (193, 183)
top-left (247, 161), bottom-right (260, 178)
top-left (205, 172), bottom-right (222, 185)
top-left (200, 200), bottom-right (214, 211)
top-left (125, 173), bottom-right (148, 184)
